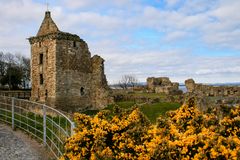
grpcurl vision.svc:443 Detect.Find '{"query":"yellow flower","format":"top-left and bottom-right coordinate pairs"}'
top-left (181, 146), bottom-right (188, 154)
top-left (210, 148), bottom-right (218, 158)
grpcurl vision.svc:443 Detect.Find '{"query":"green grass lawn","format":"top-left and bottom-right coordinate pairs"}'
top-left (116, 101), bottom-right (136, 109)
top-left (83, 101), bottom-right (181, 123)
top-left (127, 92), bottom-right (167, 99)
top-left (82, 110), bottom-right (99, 116)
top-left (114, 101), bottom-right (181, 123)
top-left (140, 102), bottom-right (180, 123)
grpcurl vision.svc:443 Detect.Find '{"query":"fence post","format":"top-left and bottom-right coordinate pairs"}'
top-left (70, 122), bottom-right (75, 136)
top-left (43, 105), bottom-right (46, 146)
top-left (11, 97), bottom-right (14, 130)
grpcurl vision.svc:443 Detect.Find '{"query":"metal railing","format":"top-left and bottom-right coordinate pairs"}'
top-left (0, 96), bottom-right (75, 159)
top-left (0, 91), bottom-right (31, 99)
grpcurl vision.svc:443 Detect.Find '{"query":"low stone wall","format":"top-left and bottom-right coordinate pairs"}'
top-left (184, 79), bottom-right (240, 111)
top-left (185, 79), bottom-right (240, 97)
top-left (111, 90), bottom-right (184, 104)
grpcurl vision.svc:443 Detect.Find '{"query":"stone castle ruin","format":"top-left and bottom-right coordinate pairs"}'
top-left (28, 11), bottom-right (111, 111)
top-left (185, 79), bottom-right (240, 97)
top-left (147, 77), bottom-right (183, 95)
top-left (185, 79), bottom-right (240, 110)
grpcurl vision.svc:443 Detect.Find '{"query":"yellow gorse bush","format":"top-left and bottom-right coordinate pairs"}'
top-left (61, 99), bottom-right (240, 160)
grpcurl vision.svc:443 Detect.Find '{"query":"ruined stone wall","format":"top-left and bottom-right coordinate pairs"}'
top-left (185, 79), bottom-right (195, 93)
top-left (184, 79), bottom-right (240, 111)
top-left (29, 11), bottom-right (112, 112)
top-left (90, 55), bottom-right (113, 109)
top-left (155, 83), bottom-right (180, 94)
top-left (147, 77), bottom-right (171, 92)
top-left (54, 38), bottom-right (93, 111)
top-left (30, 33), bottom-right (112, 111)
top-left (147, 77), bottom-right (182, 95)
top-left (30, 38), bottom-right (57, 104)
top-left (185, 79), bottom-right (240, 97)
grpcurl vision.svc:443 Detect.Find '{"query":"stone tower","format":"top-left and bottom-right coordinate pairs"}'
top-left (28, 11), bottom-right (111, 111)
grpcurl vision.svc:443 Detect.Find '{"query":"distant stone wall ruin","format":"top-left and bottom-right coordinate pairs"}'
top-left (147, 77), bottom-right (183, 95)
top-left (185, 79), bottom-right (240, 97)
top-left (184, 79), bottom-right (240, 111)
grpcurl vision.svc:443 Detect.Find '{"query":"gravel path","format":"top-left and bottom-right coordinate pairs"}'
top-left (0, 123), bottom-right (49, 160)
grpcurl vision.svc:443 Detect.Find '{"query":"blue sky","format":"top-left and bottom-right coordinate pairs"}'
top-left (0, 0), bottom-right (240, 84)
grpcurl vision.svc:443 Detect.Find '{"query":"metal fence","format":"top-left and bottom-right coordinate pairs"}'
top-left (0, 91), bottom-right (31, 99)
top-left (0, 96), bottom-right (75, 159)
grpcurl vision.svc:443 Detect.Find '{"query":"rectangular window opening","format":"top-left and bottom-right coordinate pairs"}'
top-left (40, 74), bottom-right (44, 85)
top-left (73, 41), bottom-right (76, 47)
top-left (39, 53), bottom-right (43, 64)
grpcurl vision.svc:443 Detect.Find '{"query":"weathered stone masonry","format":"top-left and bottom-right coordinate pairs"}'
top-left (184, 79), bottom-right (240, 111)
top-left (147, 77), bottom-right (182, 95)
top-left (185, 79), bottom-right (240, 97)
top-left (28, 11), bottom-right (112, 111)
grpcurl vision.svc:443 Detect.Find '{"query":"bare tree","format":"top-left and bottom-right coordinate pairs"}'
top-left (5, 52), bottom-right (16, 65)
top-left (118, 75), bottom-right (138, 90)
top-left (128, 75), bottom-right (138, 89)
top-left (118, 75), bottom-right (129, 89)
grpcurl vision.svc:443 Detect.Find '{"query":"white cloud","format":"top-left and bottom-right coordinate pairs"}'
top-left (54, 0), bottom-right (239, 52)
top-left (0, 0), bottom-right (43, 23)
top-left (179, 0), bottom-right (216, 14)
top-left (62, 0), bottom-right (91, 9)
top-left (0, 0), bottom-right (45, 56)
top-left (165, 0), bottom-right (181, 7)
top-left (0, 0), bottom-right (239, 84)
top-left (96, 43), bottom-right (240, 83)
top-left (62, 0), bottom-right (137, 10)
top-left (141, 6), bottom-right (208, 33)
top-left (200, 1), bottom-right (240, 50)
top-left (164, 31), bottom-right (187, 42)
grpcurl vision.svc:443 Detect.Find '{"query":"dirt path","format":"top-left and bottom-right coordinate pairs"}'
top-left (0, 123), bottom-right (49, 160)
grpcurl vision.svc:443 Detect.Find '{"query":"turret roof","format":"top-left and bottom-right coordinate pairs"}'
top-left (37, 11), bottom-right (59, 36)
